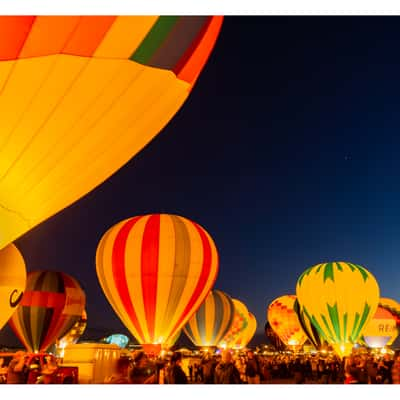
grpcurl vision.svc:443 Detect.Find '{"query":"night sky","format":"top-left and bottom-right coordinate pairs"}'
top-left (2, 16), bottom-right (400, 346)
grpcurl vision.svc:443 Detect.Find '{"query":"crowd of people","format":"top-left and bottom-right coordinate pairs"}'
top-left (1, 347), bottom-right (400, 384)
top-left (104, 348), bottom-right (400, 384)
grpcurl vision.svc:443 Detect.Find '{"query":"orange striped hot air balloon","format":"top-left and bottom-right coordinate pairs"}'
top-left (267, 295), bottom-right (307, 349)
top-left (9, 270), bottom-right (86, 353)
top-left (0, 16), bottom-right (223, 249)
top-left (96, 214), bottom-right (219, 354)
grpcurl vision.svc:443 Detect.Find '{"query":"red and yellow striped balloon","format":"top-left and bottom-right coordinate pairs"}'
top-left (9, 270), bottom-right (86, 352)
top-left (96, 214), bottom-right (219, 350)
top-left (0, 16), bottom-right (223, 249)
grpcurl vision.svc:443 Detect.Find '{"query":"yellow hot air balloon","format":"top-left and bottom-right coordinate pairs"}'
top-left (218, 298), bottom-right (249, 349)
top-left (231, 312), bottom-right (257, 349)
top-left (267, 295), bottom-right (307, 349)
top-left (296, 262), bottom-right (380, 357)
top-left (0, 16), bottom-right (223, 249)
top-left (96, 214), bottom-right (219, 354)
top-left (0, 244), bottom-right (26, 330)
top-left (361, 305), bottom-right (398, 348)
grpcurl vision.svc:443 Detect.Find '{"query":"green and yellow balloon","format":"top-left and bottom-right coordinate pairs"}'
top-left (296, 261), bottom-right (379, 357)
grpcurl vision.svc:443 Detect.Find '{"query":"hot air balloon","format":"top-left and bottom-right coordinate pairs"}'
top-left (0, 16), bottom-right (223, 249)
top-left (379, 298), bottom-right (400, 326)
top-left (267, 295), bottom-right (307, 350)
top-left (9, 270), bottom-right (86, 353)
top-left (163, 330), bottom-right (181, 350)
top-left (296, 262), bottom-right (379, 357)
top-left (229, 312), bottom-right (257, 349)
top-left (57, 309), bottom-right (87, 348)
top-left (293, 298), bottom-right (326, 350)
top-left (104, 333), bottom-right (129, 348)
top-left (96, 214), bottom-right (219, 354)
top-left (0, 244), bottom-right (26, 330)
top-left (218, 298), bottom-right (249, 349)
top-left (183, 290), bottom-right (235, 348)
top-left (361, 306), bottom-right (398, 348)
top-left (264, 322), bottom-right (286, 351)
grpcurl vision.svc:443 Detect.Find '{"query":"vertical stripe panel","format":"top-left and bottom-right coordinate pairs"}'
top-left (140, 215), bottom-right (160, 341)
top-left (147, 16), bottom-right (208, 71)
top-left (177, 16), bottom-right (223, 85)
top-left (154, 215), bottom-right (176, 343)
top-left (170, 221), bottom-right (214, 334)
top-left (195, 292), bottom-right (208, 343)
top-left (159, 215), bottom-right (192, 336)
top-left (212, 290), bottom-right (224, 344)
top-left (124, 216), bottom-right (151, 342)
top-left (62, 16), bottom-right (117, 57)
top-left (93, 16), bottom-right (158, 59)
top-left (205, 291), bottom-right (215, 345)
top-left (0, 17), bottom-right (35, 60)
top-left (130, 16), bottom-right (179, 64)
top-left (19, 16), bottom-right (81, 58)
top-left (111, 216), bottom-right (145, 341)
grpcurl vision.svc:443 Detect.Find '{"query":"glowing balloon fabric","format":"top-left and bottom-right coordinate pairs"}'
top-left (183, 290), bottom-right (235, 347)
top-left (9, 270), bottom-right (86, 352)
top-left (219, 299), bottom-right (249, 348)
top-left (264, 322), bottom-right (285, 351)
top-left (293, 298), bottom-right (325, 350)
top-left (296, 262), bottom-right (379, 357)
top-left (231, 312), bottom-right (257, 349)
top-left (0, 244), bottom-right (26, 330)
top-left (379, 297), bottom-right (400, 326)
top-left (104, 333), bottom-right (129, 348)
top-left (58, 309), bottom-right (87, 348)
top-left (0, 16), bottom-right (223, 249)
top-left (361, 306), bottom-right (398, 348)
top-left (96, 214), bottom-right (219, 348)
top-left (267, 295), bottom-right (307, 347)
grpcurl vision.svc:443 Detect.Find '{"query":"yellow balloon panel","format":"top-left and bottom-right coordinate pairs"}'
top-left (267, 295), bottom-right (307, 347)
top-left (0, 244), bottom-right (26, 330)
top-left (296, 262), bottom-right (380, 357)
top-left (0, 55), bottom-right (189, 248)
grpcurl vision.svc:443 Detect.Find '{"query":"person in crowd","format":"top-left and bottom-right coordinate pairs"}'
top-left (129, 352), bottom-right (157, 384)
top-left (165, 352), bottom-right (188, 384)
top-left (292, 358), bottom-right (305, 384)
top-left (202, 355), bottom-right (218, 384)
top-left (214, 350), bottom-right (241, 384)
top-left (391, 352), bottom-right (400, 384)
top-left (245, 351), bottom-right (262, 384)
top-left (0, 357), bottom-right (8, 383)
top-left (188, 364), bottom-right (193, 382)
top-left (38, 355), bottom-right (58, 384)
top-left (6, 351), bottom-right (29, 384)
top-left (104, 357), bottom-right (131, 384)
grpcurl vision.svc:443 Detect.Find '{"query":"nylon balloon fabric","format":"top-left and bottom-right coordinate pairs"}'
top-left (96, 214), bottom-right (219, 349)
top-left (0, 16), bottom-right (223, 249)
top-left (183, 289), bottom-right (235, 347)
top-left (296, 261), bottom-right (379, 357)
top-left (9, 270), bottom-right (86, 352)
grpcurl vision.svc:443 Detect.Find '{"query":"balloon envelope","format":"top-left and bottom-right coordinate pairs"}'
top-left (267, 295), bottom-right (307, 348)
top-left (9, 270), bottom-right (86, 352)
top-left (0, 16), bottom-right (223, 249)
top-left (96, 214), bottom-right (219, 350)
top-left (58, 309), bottom-right (87, 348)
top-left (296, 262), bottom-right (380, 357)
top-left (219, 298), bottom-right (249, 348)
top-left (183, 289), bottom-right (235, 347)
top-left (104, 333), bottom-right (129, 348)
top-left (0, 244), bottom-right (26, 330)
top-left (361, 305), bottom-right (398, 348)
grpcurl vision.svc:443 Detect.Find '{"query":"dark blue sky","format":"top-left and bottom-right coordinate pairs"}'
top-left (2, 16), bottom-right (400, 345)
